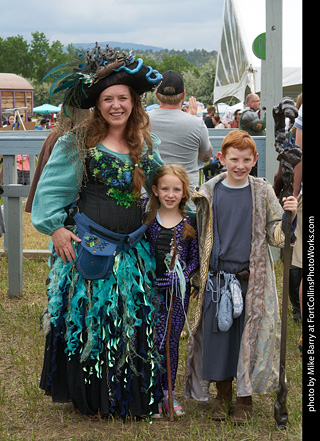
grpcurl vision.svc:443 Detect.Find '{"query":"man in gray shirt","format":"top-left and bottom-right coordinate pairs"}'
top-left (148, 71), bottom-right (213, 204)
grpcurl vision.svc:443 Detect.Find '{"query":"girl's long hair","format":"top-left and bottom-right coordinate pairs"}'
top-left (145, 164), bottom-right (196, 240)
top-left (85, 87), bottom-right (152, 195)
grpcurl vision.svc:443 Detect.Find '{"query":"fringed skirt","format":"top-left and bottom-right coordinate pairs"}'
top-left (40, 237), bottom-right (163, 418)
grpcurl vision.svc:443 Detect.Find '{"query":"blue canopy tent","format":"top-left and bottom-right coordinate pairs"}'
top-left (33, 104), bottom-right (61, 113)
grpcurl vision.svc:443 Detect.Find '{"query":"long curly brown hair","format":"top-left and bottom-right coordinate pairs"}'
top-left (85, 87), bottom-right (152, 195)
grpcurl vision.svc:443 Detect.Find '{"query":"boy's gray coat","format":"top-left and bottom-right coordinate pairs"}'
top-left (184, 173), bottom-right (286, 399)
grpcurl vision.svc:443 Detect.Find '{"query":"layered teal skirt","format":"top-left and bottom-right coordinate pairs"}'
top-left (40, 236), bottom-right (163, 418)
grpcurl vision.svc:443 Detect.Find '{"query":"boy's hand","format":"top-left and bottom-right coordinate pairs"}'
top-left (282, 196), bottom-right (298, 222)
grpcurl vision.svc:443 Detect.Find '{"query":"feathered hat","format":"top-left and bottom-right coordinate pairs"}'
top-left (42, 42), bottom-right (163, 110)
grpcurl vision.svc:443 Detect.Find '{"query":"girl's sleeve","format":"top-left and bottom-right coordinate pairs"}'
top-left (31, 135), bottom-right (83, 236)
top-left (144, 133), bottom-right (165, 194)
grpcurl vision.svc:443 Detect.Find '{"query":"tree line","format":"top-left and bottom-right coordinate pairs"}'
top-left (0, 32), bottom-right (217, 108)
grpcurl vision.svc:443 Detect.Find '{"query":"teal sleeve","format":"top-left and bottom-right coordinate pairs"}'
top-left (31, 134), bottom-right (83, 236)
top-left (144, 133), bottom-right (165, 194)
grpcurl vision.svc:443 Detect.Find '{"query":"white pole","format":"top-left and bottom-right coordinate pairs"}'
top-left (264, 0), bottom-right (283, 184)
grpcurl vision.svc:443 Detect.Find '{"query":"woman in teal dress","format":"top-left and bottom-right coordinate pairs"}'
top-left (31, 44), bottom-right (164, 419)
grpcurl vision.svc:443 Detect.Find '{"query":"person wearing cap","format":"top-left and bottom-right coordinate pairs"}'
top-left (148, 70), bottom-right (213, 208)
top-left (31, 43), bottom-right (165, 419)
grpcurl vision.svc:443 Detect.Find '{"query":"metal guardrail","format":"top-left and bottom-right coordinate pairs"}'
top-left (208, 134), bottom-right (267, 178)
top-left (0, 129), bottom-right (267, 297)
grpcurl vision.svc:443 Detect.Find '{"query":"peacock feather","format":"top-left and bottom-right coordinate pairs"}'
top-left (41, 44), bottom-right (135, 108)
top-left (41, 42), bottom-right (162, 115)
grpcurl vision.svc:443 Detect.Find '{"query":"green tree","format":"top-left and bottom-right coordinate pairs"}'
top-left (48, 40), bottom-right (69, 67)
top-left (29, 32), bottom-right (71, 83)
top-left (28, 31), bottom-right (51, 82)
top-left (142, 58), bottom-right (216, 109)
top-left (158, 54), bottom-right (194, 74)
top-left (183, 59), bottom-right (216, 107)
top-left (0, 33), bottom-right (216, 109)
top-left (136, 54), bottom-right (160, 72)
top-left (0, 35), bottom-right (31, 78)
top-left (144, 91), bottom-right (158, 107)
top-left (29, 79), bottom-right (62, 107)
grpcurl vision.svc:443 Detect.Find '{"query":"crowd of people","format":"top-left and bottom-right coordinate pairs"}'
top-left (0, 114), bottom-right (31, 184)
top-left (1, 113), bottom-right (54, 130)
top-left (0, 112), bottom-right (56, 186)
top-left (1, 43), bottom-right (302, 426)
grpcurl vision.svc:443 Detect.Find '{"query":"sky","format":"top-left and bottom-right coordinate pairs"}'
top-left (0, 0), bottom-right (225, 52)
top-left (1, 0), bottom-right (302, 64)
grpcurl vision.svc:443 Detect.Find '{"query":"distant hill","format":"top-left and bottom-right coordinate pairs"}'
top-left (68, 41), bottom-right (165, 52)
top-left (64, 42), bottom-right (217, 68)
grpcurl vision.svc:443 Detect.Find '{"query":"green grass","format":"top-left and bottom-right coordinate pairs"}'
top-left (0, 257), bottom-right (302, 441)
top-left (0, 214), bottom-right (302, 440)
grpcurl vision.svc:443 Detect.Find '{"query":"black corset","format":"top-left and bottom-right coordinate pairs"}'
top-left (155, 227), bottom-right (174, 278)
top-left (77, 170), bottom-right (143, 235)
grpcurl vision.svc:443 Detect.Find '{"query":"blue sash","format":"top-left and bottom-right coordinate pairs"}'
top-left (69, 202), bottom-right (146, 280)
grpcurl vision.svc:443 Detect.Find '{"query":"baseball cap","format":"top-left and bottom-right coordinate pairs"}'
top-left (157, 70), bottom-right (184, 95)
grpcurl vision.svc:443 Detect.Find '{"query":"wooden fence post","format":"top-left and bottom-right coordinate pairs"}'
top-left (7, 192), bottom-right (23, 297)
top-left (0, 131), bottom-right (48, 297)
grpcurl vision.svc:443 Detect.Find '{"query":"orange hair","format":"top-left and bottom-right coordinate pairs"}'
top-left (221, 130), bottom-right (257, 157)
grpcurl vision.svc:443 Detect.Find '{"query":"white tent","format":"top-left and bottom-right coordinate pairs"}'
top-left (213, 0), bottom-right (302, 104)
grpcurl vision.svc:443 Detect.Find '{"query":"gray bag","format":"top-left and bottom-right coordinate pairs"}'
top-left (207, 271), bottom-right (243, 332)
top-left (217, 285), bottom-right (233, 332)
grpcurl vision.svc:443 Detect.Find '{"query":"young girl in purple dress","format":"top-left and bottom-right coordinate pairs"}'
top-left (145, 164), bottom-right (199, 417)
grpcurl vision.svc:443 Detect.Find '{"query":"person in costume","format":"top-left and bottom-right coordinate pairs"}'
top-left (145, 164), bottom-right (199, 417)
top-left (31, 43), bottom-right (165, 419)
top-left (183, 130), bottom-right (297, 424)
